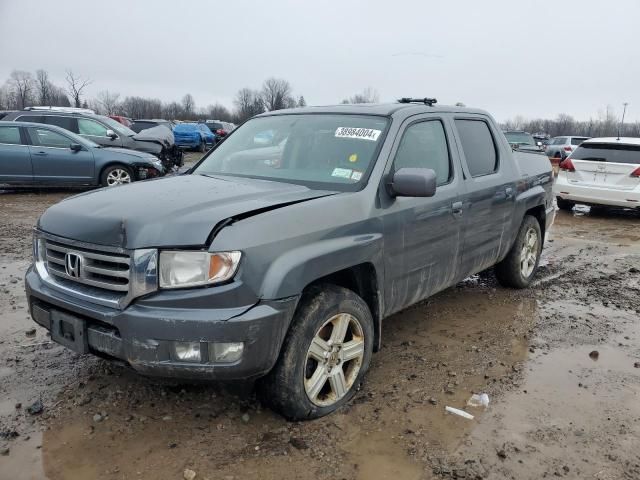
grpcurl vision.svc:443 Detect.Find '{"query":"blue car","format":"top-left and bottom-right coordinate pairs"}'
top-left (173, 123), bottom-right (215, 152)
top-left (0, 121), bottom-right (164, 187)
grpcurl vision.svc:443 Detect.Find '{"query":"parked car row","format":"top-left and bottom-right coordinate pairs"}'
top-left (0, 107), bottom-right (184, 173)
top-left (0, 121), bottom-right (164, 187)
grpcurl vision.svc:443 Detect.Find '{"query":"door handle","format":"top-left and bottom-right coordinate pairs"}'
top-left (451, 201), bottom-right (463, 218)
top-left (33, 151), bottom-right (48, 156)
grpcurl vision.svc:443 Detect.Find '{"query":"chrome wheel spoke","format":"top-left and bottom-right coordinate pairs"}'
top-left (305, 366), bottom-right (329, 401)
top-left (328, 369), bottom-right (348, 399)
top-left (308, 336), bottom-right (330, 362)
top-left (342, 338), bottom-right (364, 362)
top-left (330, 314), bottom-right (350, 344)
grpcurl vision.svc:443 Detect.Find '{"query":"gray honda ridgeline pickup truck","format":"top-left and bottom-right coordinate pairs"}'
top-left (26, 99), bottom-right (554, 419)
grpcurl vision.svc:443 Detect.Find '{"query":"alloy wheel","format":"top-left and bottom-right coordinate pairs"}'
top-left (106, 168), bottom-right (132, 186)
top-left (520, 227), bottom-right (539, 277)
top-left (304, 313), bottom-right (365, 407)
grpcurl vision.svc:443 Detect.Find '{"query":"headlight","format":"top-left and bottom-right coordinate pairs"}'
top-left (159, 251), bottom-right (241, 289)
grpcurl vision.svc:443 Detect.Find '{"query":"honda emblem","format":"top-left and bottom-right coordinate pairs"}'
top-left (65, 252), bottom-right (82, 278)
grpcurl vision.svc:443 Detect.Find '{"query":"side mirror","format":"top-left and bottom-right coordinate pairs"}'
top-left (69, 143), bottom-right (83, 152)
top-left (106, 129), bottom-right (117, 139)
top-left (387, 167), bottom-right (437, 198)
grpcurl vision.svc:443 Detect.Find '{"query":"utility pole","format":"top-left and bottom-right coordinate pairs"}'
top-left (618, 102), bottom-right (628, 139)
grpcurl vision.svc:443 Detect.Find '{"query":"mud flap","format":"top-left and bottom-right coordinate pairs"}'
top-left (50, 310), bottom-right (88, 354)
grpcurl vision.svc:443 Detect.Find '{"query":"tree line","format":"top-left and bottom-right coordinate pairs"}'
top-left (503, 107), bottom-right (640, 138)
top-left (0, 69), bottom-right (312, 124)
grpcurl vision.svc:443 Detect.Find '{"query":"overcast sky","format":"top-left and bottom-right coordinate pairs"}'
top-left (1, 0), bottom-right (639, 122)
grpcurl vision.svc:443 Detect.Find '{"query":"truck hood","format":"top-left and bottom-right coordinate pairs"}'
top-left (38, 174), bottom-right (336, 249)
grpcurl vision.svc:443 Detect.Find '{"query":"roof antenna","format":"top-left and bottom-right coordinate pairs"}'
top-left (618, 102), bottom-right (628, 140)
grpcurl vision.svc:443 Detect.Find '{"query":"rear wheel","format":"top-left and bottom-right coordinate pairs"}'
top-left (495, 215), bottom-right (542, 289)
top-left (556, 196), bottom-right (574, 211)
top-left (197, 139), bottom-right (206, 153)
top-left (101, 165), bottom-right (133, 187)
top-left (258, 284), bottom-right (374, 420)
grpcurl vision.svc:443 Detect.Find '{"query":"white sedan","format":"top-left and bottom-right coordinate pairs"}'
top-left (554, 137), bottom-right (640, 210)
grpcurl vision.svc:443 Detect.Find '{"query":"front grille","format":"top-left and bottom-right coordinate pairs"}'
top-left (44, 239), bottom-right (131, 294)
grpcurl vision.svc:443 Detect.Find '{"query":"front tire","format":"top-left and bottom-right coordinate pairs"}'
top-left (258, 285), bottom-right (374, 420)
top-left (495, 215), bottom-right (542, 289)
top-left (101, 165), bottom-right (133, 187)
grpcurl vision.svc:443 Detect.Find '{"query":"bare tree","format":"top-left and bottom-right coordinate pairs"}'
top-left (233, 88), bottom-right (265, 123)
top-left (8, 70), bottom-right (35, 109)
top-left (206, 103), bottom-right (233, 121)
top-left (261, 78), bottom-right (294, 111)
top-left (50, 85), bottom-right (71, 107)
top-left (65, 69), bottom-right (92, 108)
top-left (35, 69), bottom-right (53, 105)
top-left (97, 90), bottom-right (121, 115)
top-left (0, 85), bottom-right (10, 110)
top-left (342, 87), bottom-right (379, 104)
top-left (163, 101), bottom-right (182, 120)
top-left (181, 94), bottom-right (195, 119)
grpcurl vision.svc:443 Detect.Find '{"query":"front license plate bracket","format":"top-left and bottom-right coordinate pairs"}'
top-left (50, 311), bottom-right (89, 354)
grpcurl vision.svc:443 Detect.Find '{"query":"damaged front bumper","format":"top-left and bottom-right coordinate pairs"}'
top-left (25, 266), bottom-right (297, 380)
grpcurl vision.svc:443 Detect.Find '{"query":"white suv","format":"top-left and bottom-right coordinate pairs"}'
top-left (554, 137), bottom-right (640, 210)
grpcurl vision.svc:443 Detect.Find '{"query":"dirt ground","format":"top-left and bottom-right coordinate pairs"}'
top-left (1, 160), bottom-right (639, 479)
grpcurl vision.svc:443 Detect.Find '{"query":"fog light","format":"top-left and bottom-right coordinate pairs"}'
top-left (209, 342), bottom-right (244, 363)
top-left (173, 341), bottom-right (201, 363)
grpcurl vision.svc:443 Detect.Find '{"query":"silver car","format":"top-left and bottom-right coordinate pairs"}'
top-left (546, 136), bottom-right (590, 160)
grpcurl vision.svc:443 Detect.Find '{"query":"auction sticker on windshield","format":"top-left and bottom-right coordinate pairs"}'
top-left (335, 127), bottom-right (381, 141)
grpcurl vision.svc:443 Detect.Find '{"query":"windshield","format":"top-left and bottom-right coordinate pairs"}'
top-left (194, 114), bottom-right (388, 190)
top-left (571, 143), bottom-right (640, 164)
top-left (101, 115), bottom-right (137, 136)
top-left (504, 132), bottom-right (535, 145)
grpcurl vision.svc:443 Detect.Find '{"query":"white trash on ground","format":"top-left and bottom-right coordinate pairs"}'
top-left (467, 393), bottom-right (490, 409)
top-left (445, 406), bottom-right (475, 420)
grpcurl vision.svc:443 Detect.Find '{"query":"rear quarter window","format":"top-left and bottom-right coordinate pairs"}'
top-left (454, 119), bottom-right (498, 177)
top-left (552, 137), bottom-right (567, 145)
top-left (44, 116), bottom-right (77, 133)
top-left (570, 137), bottom-right (588, 146)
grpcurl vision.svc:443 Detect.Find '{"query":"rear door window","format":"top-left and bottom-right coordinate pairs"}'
top-left (0, 126), bottom-right (22, 145)
top-left (78, 118), bottom-right (109, 137)
top-left (27, 127), bottom-right (73, 148)
top-left (454, 119), bottom-right (498, 177)
top-left (571, 143), bottom-right (640, 164)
